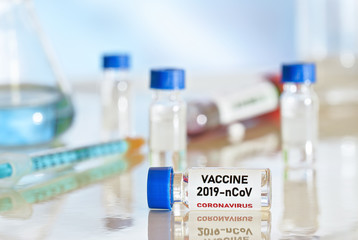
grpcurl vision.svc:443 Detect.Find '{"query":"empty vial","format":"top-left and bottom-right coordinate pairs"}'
top-left (101, 54), bottom-right (132, 139)
top-left (147, 167), bottom-right (271, 211)
top-left (149, 69), bottom-right (186, 170)
top-left (280, 63), bottom-right (319, 168)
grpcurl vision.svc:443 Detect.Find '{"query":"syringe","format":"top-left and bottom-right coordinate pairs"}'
top-left (0, 138), bottom-right (144, 187)
top-left (0, 152), bottom-right (144, 218)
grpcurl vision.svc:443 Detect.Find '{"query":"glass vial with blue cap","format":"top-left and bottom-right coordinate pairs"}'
top-left (149, 69), bottom-right (186, 170)
top-left (280, 63), bottom-right (319, 168)
top-left (102, 54), bottom-right (132, 139)
top-left (147, 167), bottom-right (271, 211)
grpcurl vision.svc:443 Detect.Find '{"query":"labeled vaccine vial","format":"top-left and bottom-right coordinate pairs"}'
top-left (148, 210), bottom-right (271, 240)
top-left (101, 54), bottom-right (132, 139)
top-left (280, 63), bottom-right (319, 167)
top-left (147, 167), bottom-right (271, 211)
top-left (187, 80), bottom-right (279, 136)
top-left (149, 69), bottom-right (186, 170)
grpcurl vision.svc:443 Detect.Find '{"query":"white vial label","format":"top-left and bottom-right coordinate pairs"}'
top-left (188, 168), bottom-right (262, 210)
top-left (188, 211), bottom-right (262, 240)
top-left (213, 81), bottom-right (278, 125)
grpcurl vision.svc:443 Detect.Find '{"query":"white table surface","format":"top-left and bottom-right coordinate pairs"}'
top-left (0, 79), bottom-right (358, 240)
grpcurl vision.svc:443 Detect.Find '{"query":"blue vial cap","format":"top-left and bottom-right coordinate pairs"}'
top-left (150, 69), bottom-right (185, 90)
top-left (282, 63), bottom-right (316, 83)
top-left (147, 167), bottom-right (174, 210)
top-left (103, 54), bottom-right (130, 69)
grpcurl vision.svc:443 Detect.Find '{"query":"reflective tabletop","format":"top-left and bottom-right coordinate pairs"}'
top-left (0, 82), bottom-right (358, 240)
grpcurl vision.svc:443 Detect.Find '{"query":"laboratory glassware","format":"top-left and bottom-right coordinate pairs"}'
top-left (147, 167), bottom-right (271, 211)
top-left (0, 0), bottom-right (74, 146)
top-left (149, 69), bottom-right (186, 171)
top-left (280, 63), bottom-right (319, 168)
top-left (187, 119), bottom-right (279, 168)
top-left (101, 54), bottom-right (132, 139)
top-left (187, 80), bottom-right (279, 136)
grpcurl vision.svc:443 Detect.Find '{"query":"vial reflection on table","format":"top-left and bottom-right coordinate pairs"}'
top-left (102, 171), bottom-right (134, 231)
top-left (279, 168), bottom-right (319, 238)
top-left (148, 210), bottom-right (271, 240)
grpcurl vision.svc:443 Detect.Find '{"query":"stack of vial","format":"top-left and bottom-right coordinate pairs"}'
top-left (146, 63), bottom-right (318, 215)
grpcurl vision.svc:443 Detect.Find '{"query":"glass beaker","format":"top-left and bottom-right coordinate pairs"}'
top-left (0, 0), bottom-right (74, 147)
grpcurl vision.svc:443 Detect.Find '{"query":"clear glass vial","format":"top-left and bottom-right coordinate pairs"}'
top-left (280, 63), bottom-right (319, 168)
top-left (101, 54), bottom-right (132, 139)
top-left (147, 167), bottom-right (271, 211)
top-left (149, 69), bottom-right (186, 170)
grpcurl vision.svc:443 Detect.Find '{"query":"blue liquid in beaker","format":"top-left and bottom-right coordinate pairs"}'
top-left (0, 84), bottom-right (74, 146)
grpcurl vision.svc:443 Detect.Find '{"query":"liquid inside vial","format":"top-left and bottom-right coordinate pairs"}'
top-left (281, 85), bottom-right (318, 167)
top-left (101, 79), bottom-right (131, 139)
top-left (149, 99), bottom-right (186, 171)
